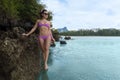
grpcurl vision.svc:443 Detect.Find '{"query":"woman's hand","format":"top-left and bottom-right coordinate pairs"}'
top-left (51, 38), bottom-right (55, 42)
top-left (22, 33), bottom-right (29, 36)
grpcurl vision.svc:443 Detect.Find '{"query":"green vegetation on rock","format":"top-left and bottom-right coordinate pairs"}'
top-left (0, 0), bottom-right (52, 29)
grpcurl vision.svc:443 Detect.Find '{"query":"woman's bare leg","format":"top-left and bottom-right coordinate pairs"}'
top-left (44, 37), bottom-right (51, 69)
top-left (39, 38), bottom-right (46, 63)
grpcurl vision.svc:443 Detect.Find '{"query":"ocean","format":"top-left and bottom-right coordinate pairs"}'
top-left (38, 36), bottom-right (120, 80)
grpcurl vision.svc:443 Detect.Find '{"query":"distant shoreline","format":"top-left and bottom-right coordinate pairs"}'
top-left (61, 35), bottom-right (120, 37)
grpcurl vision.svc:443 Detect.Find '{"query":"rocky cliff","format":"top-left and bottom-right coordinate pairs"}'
top-left (0, 27), bottom-right (42, 80)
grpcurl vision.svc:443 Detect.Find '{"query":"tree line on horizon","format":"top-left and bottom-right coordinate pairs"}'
top-left (0, 0), bottom-right (53, 30)
top-left (60, 28), bottom-right (120, 36)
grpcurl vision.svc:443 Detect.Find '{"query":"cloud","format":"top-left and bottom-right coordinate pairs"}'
top-left (41, 0), bottom-right (120, 30)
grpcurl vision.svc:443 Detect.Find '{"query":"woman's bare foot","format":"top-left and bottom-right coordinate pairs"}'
top-left (44, 64), bottom-right (48, 70)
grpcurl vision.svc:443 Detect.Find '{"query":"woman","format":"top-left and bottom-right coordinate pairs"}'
top-left (22, 9), bottom-right (55, 70)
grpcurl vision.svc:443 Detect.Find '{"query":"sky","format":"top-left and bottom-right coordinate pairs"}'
top-left (40, 0), bottom-right (120, 30)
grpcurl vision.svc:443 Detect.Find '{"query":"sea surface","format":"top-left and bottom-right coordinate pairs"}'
top-left (37, 36), bottom-right (120, 80)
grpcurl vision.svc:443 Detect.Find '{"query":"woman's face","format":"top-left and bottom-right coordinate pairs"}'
top-left (42, 11), bottom-right (48, 19)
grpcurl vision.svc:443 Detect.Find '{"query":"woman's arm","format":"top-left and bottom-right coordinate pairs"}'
top-left (22, 20), bottom-right (39, 36)
top-left (50, 29), bottom-right (55, 42)
top-left (49, 22), bottom-right (55, 42)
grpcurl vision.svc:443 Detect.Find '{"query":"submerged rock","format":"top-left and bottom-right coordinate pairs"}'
top-left (60, 40), bottom-right (67, 44)
top-left (0, 27), bottom-right (41, 80)
top-left (64, 36), bottom-right (71, 40)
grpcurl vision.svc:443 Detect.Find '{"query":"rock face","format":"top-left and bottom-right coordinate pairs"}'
top-left (0, 27), bottom-right (41, 80)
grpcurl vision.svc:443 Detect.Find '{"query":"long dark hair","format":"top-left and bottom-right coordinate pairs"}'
top-left (40, 9), bottom-right (47, 18)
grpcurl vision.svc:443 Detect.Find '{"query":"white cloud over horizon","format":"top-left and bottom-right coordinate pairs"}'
top-left (41, 0), bottom-right (120, 30)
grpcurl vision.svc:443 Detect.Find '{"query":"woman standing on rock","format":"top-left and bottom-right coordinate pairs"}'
top-left (22, 9), bottom-right (55, 70)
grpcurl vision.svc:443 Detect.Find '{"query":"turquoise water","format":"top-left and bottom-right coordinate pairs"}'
top-left (38, 36), bottom-right (120, 80)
